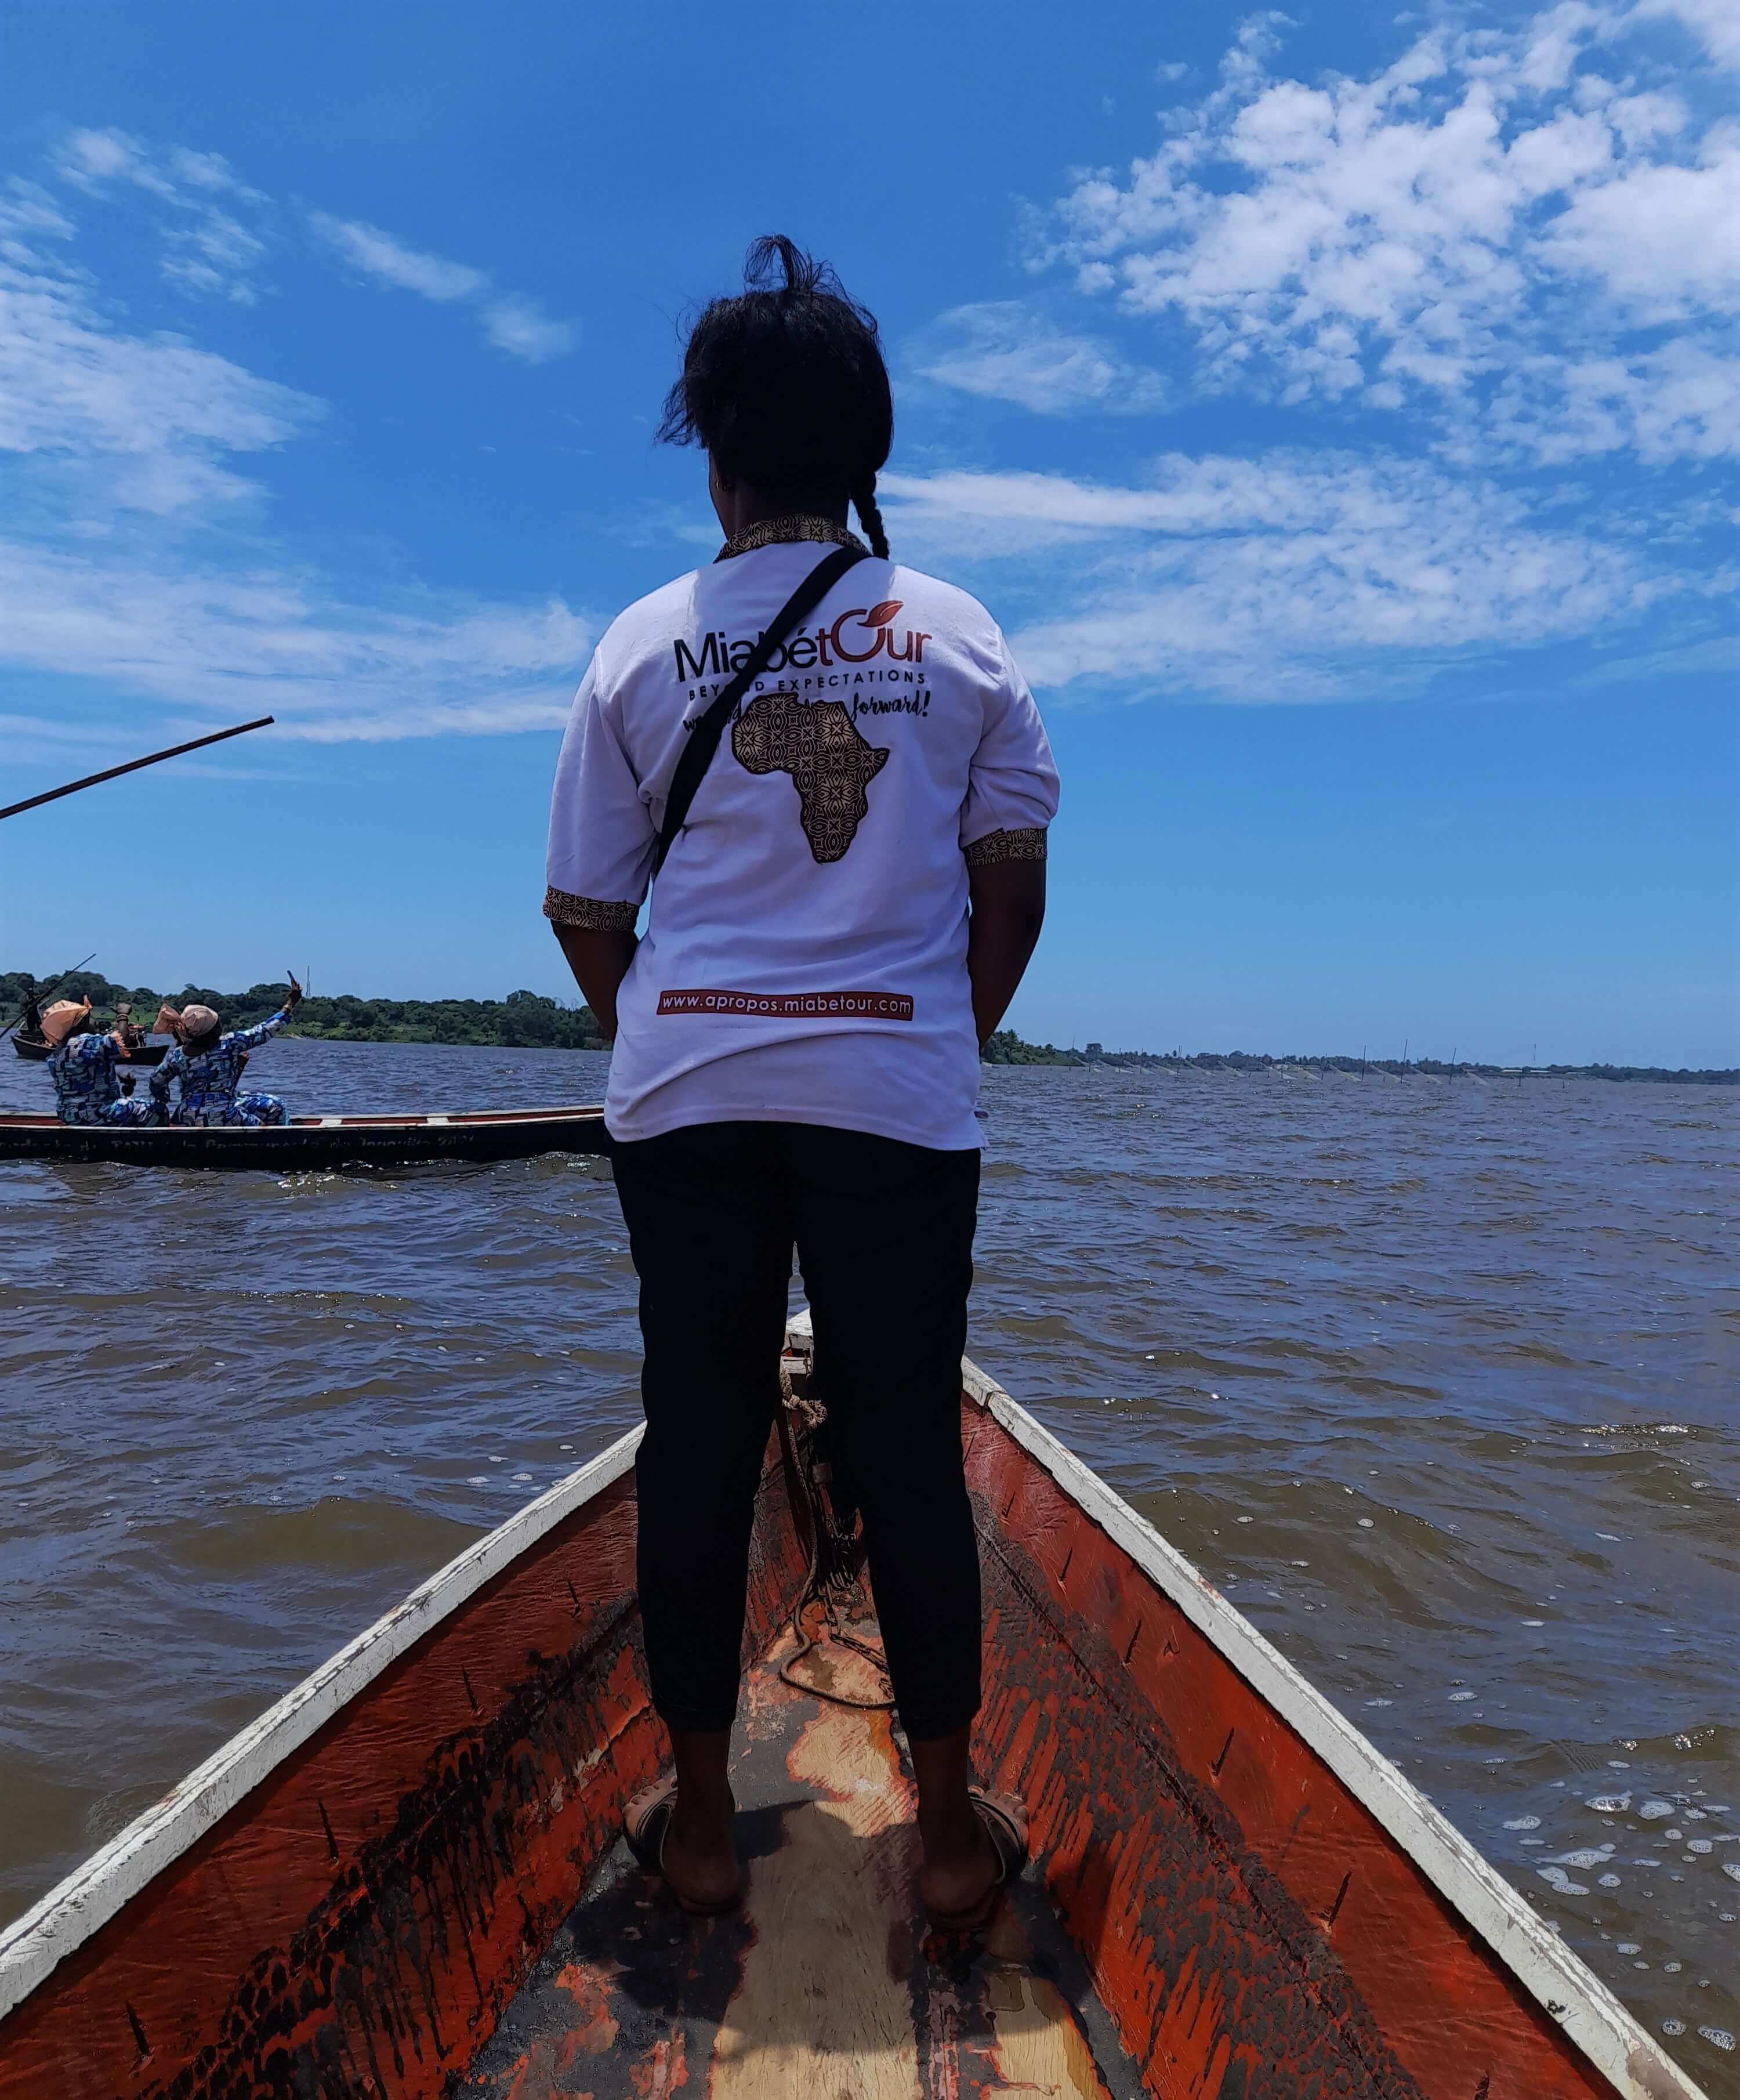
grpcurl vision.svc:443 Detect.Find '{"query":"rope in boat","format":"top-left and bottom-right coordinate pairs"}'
top-left (776, 1357), bottom-right (896, 1712)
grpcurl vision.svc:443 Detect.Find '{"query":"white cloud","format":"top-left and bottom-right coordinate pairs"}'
top-left (909, 302), bottom-right (1169, 414)
top-left (1633, 0), bottom-right (1740, 67)
top-left (0, 245), bottom-right (316, 508)
top-left (52, 128), bottom-right (268, 303)
top-left (0, 208), bottom-right (592, 738)
top-left (0, 537), bottom-right (591, 741)
top-left (0, 181), bottom-right (75, 262)
top-left (309, 213), bottom-right (485, 302)
top-left (159, 208), bottom-right (268, 304)
top-left (1574, 631), bottom-right (1739, 685)
top-left (44, 132), bottom-right (579, 356)
top-left (53, 128), bottom-right (270, 212)
top-left (1494, 338), bottom-right (1740, 461)
top-left (1034, 7), bottom-right (1740, 459)
top-left (882, 455), bottom-right (1684, 698)
top-left (885, 457), bottom-right (1371, 544)
top-left (1537, 135), bottom-right (1740, 314)
top-left (483, 296), bottom-right (578, 364)
top-left (310, 212), bottom-right (577, 362)
top-left (55, 127), bottom-right (264, 206)
top-left (54, 128), bottom-right (171, 196)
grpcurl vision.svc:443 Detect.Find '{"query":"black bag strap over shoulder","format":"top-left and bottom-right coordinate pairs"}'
top-left (653, 542), bottom-right (870, 877)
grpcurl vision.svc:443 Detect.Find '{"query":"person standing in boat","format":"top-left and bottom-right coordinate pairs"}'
top-left (545, 237), bottom-right (1056, 1927)
top-left (38, 1000), bottom-right (155, 1125)
top-left (110, 1000), bottom-right (146, 1056)
top-left (150, 980), bottom-right (302, 1127)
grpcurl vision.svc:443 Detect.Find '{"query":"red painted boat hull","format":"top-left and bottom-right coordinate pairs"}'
top-left (0, 1338), bottom-right (1699, 2099)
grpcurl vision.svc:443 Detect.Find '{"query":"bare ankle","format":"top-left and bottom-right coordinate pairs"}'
top-left (672, 1791), bottom-right (734, 1846)
top-left (918, 1798), bottom-right (980, 1859)
top-left (908, 1723), bottom-right (980, 1853)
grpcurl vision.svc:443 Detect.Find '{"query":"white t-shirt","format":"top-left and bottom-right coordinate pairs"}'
top-left (545, 540), bottom-right (1058, 1149)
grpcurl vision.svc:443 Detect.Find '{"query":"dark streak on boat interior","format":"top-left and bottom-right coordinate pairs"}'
top-left (0, 1321), bottom-right (1705, 2100)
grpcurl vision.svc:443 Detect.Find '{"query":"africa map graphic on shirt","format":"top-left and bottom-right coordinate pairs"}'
top-left (731, 690), bottom-right (889, 864)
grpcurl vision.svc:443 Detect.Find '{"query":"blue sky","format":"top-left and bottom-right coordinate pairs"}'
top-left (1, 0), bottom-right (1734, 1065)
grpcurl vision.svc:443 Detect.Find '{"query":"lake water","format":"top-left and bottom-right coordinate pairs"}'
top-left (1, 1038), bottom-right (1734, 2091)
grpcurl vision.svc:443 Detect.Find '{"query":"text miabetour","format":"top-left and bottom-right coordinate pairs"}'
top-left (675, 601), bottom-right (931, 682)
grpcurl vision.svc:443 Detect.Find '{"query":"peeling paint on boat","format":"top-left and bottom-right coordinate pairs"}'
top-left (0, 1322), bottom-right (1708, 2100)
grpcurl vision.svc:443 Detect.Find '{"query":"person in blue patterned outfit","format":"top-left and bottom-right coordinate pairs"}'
top-left (150, 980), bottom-right (302, 1127)
top-left (39, 1000), bottom-right (156, 1125)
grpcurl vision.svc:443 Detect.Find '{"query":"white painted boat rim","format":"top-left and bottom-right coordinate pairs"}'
top-left (0, 1105), bottom-right (606, 1132)
top-left (0, 1424), bottom-right (643, 2021)
top-left (935, 1338), bottom-right (1706, 2100)
top-left (0, 1322), bottom-right (1708, 2100)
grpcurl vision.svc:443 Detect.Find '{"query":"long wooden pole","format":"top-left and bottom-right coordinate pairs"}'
top-left (0, 717), bottom-right (274, 823)
top-left (0, 953), bottom-right (99, 1043)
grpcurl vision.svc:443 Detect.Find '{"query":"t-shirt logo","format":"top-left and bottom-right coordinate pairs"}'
top-left (731, 689), bottom-right (889, 864)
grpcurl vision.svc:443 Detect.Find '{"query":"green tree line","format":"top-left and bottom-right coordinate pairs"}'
top-left (981, 1029), bottom-right (1732, 1083)
top-left (6, 974), bottom-right (1728, 1080)
top-left (2, 971), bottom-right (608, 1051)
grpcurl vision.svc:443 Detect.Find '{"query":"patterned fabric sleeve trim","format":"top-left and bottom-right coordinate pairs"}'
top-left (963, 826), bottom-right (1049, 868)
top-left (543, 886), bottom-right (639, 932)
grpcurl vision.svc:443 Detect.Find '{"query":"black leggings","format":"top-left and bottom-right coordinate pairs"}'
top-left (610, 1120), bottom-right (982, 1743)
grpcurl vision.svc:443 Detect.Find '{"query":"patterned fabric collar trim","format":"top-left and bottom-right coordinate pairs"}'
top-left (716, 515), bottom-right (865, 562)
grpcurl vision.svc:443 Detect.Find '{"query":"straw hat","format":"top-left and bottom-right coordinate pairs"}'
top-left (39, 999), bottom-right (91, 1047)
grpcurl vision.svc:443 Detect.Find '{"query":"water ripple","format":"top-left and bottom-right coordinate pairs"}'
top-left (0, 1043), bottom-right (1734, 2091)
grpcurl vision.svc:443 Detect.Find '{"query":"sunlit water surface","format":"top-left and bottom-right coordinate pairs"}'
top-left (1, 1040), bottom-right (1734, 2088)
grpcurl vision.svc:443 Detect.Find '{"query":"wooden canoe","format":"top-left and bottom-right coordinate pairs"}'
top-left (0, 1104), bottom-right (611, 1170)
top-left (10, 1031), bottom-right (171, 1064)
top-left (0, 1321), bottom-right (1705, 2100)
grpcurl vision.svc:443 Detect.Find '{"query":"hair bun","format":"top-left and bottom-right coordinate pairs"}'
top-left (658, 237), bottom-right (893, 553)
top-left (745, 234), bottom-right (825, 298)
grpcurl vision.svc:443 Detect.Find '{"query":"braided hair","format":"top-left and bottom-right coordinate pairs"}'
top-left (659, 236), bottom-right (892, 560)
top-left (849, 473), bottom-right (889, 562)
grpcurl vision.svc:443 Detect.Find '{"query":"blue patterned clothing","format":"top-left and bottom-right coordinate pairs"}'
top-left (48, 1031), bottom-right (155, 1126)
top-left (151, 1010), bottom-right (291, 1127)
top-left (219, 1089), bottom-right (288, 1128)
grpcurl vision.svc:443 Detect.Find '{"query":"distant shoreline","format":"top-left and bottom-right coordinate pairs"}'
top-left (5, 973), bottom-right (1732, 1084)
top-left (981, 1032), bottom-right (1737, 1085)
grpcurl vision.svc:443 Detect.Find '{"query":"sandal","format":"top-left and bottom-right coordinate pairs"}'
top-left (923, 1786), bottom-right (1028, 1932)
top-left (624, 1773), bottom-right (742, 1917)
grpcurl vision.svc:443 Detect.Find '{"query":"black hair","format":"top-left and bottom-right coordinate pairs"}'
top-left (659, 235), bottom-right (892, 559)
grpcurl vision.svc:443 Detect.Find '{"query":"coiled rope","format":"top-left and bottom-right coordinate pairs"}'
top-left (775, 1357), bottom-right (895, 1711)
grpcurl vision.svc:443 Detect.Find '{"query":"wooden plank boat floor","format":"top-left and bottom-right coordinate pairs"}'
top-left (460, 1631), bottom-right (1146, 2100)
